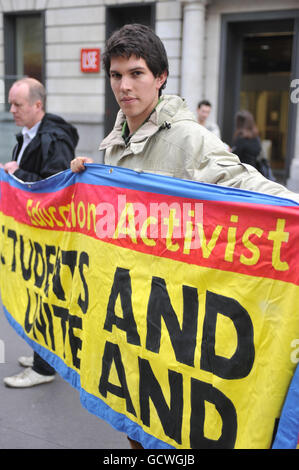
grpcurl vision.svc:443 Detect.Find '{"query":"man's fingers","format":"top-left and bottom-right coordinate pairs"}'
top-left (70, 156), bottom-right (94, 173)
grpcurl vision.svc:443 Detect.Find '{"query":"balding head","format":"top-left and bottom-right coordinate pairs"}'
top-left (12, 78), bottom-right (46, 109)
top-left (9, 77), bottom-right (46, 129)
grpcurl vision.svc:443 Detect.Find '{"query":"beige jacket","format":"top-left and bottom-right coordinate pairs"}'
top-left (100, 95), bottom-right (299, 203)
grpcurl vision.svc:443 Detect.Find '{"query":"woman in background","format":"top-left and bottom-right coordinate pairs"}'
top-left (232, 110), bottom-right (261, 168)
top-left (232, 110), bottom-right (274, 180)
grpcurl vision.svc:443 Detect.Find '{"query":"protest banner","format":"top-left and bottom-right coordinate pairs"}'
top-left (0, 164), bottom-right (298, 449)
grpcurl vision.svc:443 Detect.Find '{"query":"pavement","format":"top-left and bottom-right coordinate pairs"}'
top-left (0, 301), bottom-right (129, 450)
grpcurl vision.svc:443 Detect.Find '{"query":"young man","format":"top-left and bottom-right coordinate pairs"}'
top-left (71, 24), bottom-right (299, 204)
top-left (197, 99), bottom-right (221, 138)
top-left (70, 23), bottom-right (299, 449)
top-left (3, 77), bottom-right (79, 388)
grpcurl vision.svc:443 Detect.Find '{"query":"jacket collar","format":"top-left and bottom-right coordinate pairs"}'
top-left (99, 95), bottom-right (185, 154)
top-left (99, 105), bottom-right (161, 153)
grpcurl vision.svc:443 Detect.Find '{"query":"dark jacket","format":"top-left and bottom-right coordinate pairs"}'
top-left (231, 136), bottom-right (261, 169)
top-left (12, 113), bottom-right (79, 182)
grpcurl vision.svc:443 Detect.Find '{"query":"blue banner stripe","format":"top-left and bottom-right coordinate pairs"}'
top-left (80, 389), bottom-right (174, 450)
top-left (3, 306), bottom-right (174, 450)
top-left (4, 307), bottom-right (81, 390)
top-left (272, 364), bottom-right (299, 449)
top-left (2, 164), bottom-right (298, 207)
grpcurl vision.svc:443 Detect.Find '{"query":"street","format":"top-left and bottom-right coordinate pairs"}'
top-left (0, 300), bottom-right (129, 450)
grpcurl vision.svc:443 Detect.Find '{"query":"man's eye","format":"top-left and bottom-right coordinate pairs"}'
top-left (111, 73), bottom-right (121, 79)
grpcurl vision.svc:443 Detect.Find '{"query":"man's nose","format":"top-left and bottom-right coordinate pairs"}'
top-left (119, 76), bottom-right (132, 92)
top-left (10, 104), bottom-right (16, 113)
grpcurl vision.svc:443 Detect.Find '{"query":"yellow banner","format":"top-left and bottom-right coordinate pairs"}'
top-left (1, 166), bottom-right (299, 449)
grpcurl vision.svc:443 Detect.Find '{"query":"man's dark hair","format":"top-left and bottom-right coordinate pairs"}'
top-left (197, 99), bottom-right (212, 109)
top-left (103, 23), bottom-right (169, 95)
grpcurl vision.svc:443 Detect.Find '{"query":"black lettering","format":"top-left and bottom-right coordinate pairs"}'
top-left (190, 377), bottom-right (237, 449)
top-left (20, 235), bottom-right (34, 281)
top-left (146, 277), bottom-right (198, 367)
top-left (33, 242), bottom-right (45, 288)
top-left (52, 248), bottom-right (66, 301)
top-left (68, 314), bottom-right (82, 369)
top-left (43, 302), bottom-right (56, 351)
top-left (1, 225), bottom-right (5, 264)
top-left (200, 291), bottom-right (255, 379)
top-left (52, 250), bottom-right (77, 302)
top-left (77, 251), bottom-right (89, 314)
top-left (139, 357), bottom-right (183, 444)
top-left (33, 296), bottom-right (48, 345)
top-left (7, 229), bottom-right (17, 271)
top-left (99, 341), bottom-right (136, 416)
top-left (61, 250), bottom-right (78, 277)
top-left (53, 305), bottom-right (69, 358)
top-left (104, 267), bottom-right (140, 346)
top-left (44, 245), bottom-right (56, 296)
top-left (24, 288), bottom-right (36, 333)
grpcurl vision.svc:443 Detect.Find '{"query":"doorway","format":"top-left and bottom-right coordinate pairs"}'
top-left (219, 14), bottom-right (299, 182)
top-left (104, 4), bottom-right (156, 136)
top-left (240, 32), bottom-right (293, 172)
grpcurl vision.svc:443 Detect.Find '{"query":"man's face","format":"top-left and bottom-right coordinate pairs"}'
top-left (8, 83), bottom-right (41, 129)
top-left (110, 55), bottom-right (167, 133)
top-left (197, 104), bottom-right (211, 125)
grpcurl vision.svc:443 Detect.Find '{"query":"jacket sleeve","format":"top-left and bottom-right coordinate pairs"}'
top-left (13, 133), bottom-right (76, 182)
top-left (189, 131), bottom-right (299, 204)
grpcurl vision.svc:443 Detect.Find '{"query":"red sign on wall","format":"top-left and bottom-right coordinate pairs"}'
top-left (81, 49), bottom-right (100, 73)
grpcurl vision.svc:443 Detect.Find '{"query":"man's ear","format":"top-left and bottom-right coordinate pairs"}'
top-left (157, 70), bottom-right (168, 89)
top-left (35, 99), bottom-right (43, 112)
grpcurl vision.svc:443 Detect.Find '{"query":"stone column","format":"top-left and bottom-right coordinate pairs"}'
top-left (180, 0), bottom-right (208, 115)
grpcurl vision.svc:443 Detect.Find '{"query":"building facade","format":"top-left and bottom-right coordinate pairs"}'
top-left (0, 0), bottom-right (299, 188)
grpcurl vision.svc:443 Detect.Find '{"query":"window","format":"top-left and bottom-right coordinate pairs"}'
top-left (15, 15), bottom-right (44, 81)
top-left (4, 12), bottom-right (45, 109)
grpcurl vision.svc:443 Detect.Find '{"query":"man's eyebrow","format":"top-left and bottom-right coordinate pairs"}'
top-left (110, 66), bottom-right (147, 74)
top-left (129, 66), bottom-right (146, 71)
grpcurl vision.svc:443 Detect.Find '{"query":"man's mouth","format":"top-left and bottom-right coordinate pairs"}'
top-left (121, 96), bottom-right (137, 103)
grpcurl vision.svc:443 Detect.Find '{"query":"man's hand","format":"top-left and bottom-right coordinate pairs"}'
top-left (70, 156), bottom-right (94, 173)
top-left (4, 161), bottom-right (19, 174)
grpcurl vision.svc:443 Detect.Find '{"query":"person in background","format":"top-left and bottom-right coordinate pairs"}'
top-left (231, 110), bottom-right (261, 168)
top-left (197, 99), bottom-right (221, 138)
top-left (3, 77), bottom-right (79, 388)
top-left (231, 110), bottom-right (274, 180)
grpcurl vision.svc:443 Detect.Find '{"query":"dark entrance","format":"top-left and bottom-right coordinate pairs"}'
top-left (219, 12), bottom-right (299, 182)
top-left (104, 4), bottom-right (156, 136)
